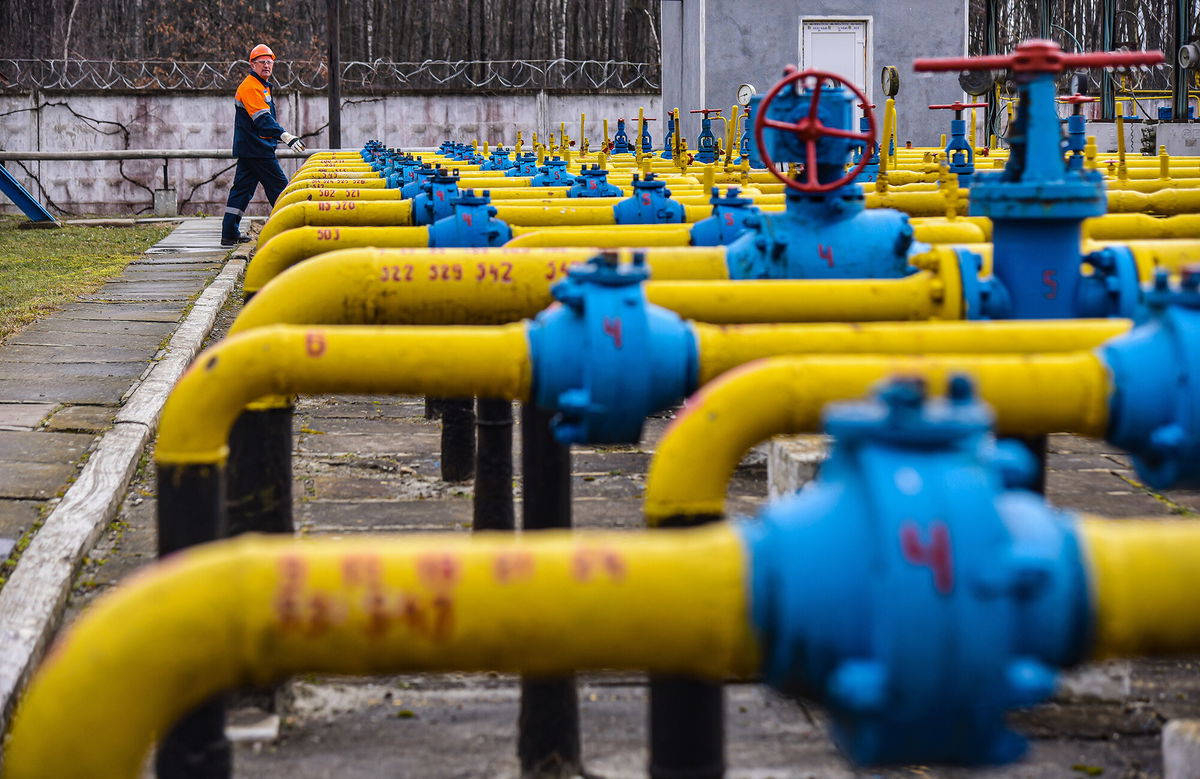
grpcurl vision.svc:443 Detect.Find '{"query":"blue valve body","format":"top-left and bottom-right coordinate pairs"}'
top-left (742, 379), bottom-right (1090, 765)
top-left (851, 115), bottom-right (880, 183)
top-left (695, 115), bottom-right (718, 164)
top-left (427, 190), bottom-right (513, 248)
top-left (527, 256), bottom-right (697, 444)
top-left (1103, 275), bottom-right (1200, 488)
top-left (568, 166), bottom-right (623, 198)
top-left (968, 73), bottom-right (1136, 319)
top-left (690, 188), bottom-right (760, 246)
top-left (661, 116), bottom-right (676, 160)
top-left (640, 120), bottom-right (655, 154)
top-left (1063, 114), bottom-right (1087, 172)
top-left (481, 148), bottom-right (515, 172)
top-left (613, 174), bottom-right (685, 224)
top-left (734, 76), bottom-right (917, 278)
top-left (411, 172), bottom-right (461, 225)
top-left (505, 153), bottom-right (539, 177)
top-left (944, 117), bottom-right (975, 182)
top-left (724, 184), bottom-right (919, 279)
top-left (612, 119), bottom-right (633, 155)
top-left (531, 157), bottom-right (577, 187)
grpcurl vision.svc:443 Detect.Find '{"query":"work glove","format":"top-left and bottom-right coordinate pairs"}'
top-left (281, 132), bottom-right (307, 153)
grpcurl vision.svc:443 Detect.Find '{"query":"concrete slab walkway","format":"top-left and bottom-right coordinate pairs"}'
top-left (0, 217), bottom-right (246, 729)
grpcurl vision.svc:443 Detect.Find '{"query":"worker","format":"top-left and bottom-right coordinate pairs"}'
top-left (221, 43), bottom-right (307, 247)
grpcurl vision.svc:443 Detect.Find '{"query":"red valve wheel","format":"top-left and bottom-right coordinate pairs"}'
top-left (1058, 94), bottom-right (1098, 104)
top-left (753, 67), bottom-right (878, 193)
top-left (928, 101), bottom-right (989, 111)
top-left (914, 39), bottom-right (1164, 75)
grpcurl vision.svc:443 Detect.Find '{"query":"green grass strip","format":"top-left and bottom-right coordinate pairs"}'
top-left (0, 217), bottom-right (173, 339)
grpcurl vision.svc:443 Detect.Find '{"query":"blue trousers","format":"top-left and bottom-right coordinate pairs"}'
top-left (221, 156), bottom-right (287, 241)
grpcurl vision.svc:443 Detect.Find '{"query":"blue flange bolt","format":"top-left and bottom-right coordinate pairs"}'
top-left (928, 100), bottom-right (987, 184)
top-left (727, 67), bottom-right (920, 280)
top-left (743, 375), bottom-right (1090, 765)
top-left (914, 41), bottom-right (1164, 319)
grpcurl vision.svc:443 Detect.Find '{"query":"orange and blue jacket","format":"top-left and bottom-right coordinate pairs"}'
top-left (232, 71), bottom-right (287, 157)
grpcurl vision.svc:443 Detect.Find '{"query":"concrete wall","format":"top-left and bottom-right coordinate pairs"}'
top-left (0, 91), bottom-right (660, 216)
top-left (662, 0), bottom-right (966, 148)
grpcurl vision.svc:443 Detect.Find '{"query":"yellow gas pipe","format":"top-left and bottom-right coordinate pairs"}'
top-left (2, 526), bottom-right (756, 779)
top-left (643, 353), bottom-right (1112, 524)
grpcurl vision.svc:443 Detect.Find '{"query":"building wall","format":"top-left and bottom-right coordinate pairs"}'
top-left (0, 91), bottom-right (660, 215)
top-left (688, 0), bottom-right (967, 149)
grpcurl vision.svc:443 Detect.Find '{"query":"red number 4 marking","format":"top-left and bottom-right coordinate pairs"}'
top-left (900, 521), bottom-right (953, 594)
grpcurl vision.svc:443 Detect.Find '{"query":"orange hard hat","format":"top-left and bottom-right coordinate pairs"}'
top-left (249, 44), bottom-right (276, 61)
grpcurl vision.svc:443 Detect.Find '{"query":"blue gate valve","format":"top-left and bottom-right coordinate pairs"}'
top-left (640, 117), bottom-right (657, 154)
top-left (914, 41), bottom-right (1164, 319)
top-left (851, 102), bottom-right (880, 182)
top-left (690, 108), bottom-right (722, 163)
top-left (526, 252), bottom-right (696, 444)
top-left (611, 119), bottom-right (633, 155)
top-left (1102, 268), bottom-right (1200, 489)
top-left (743, 375), bottom-right (1089, 765)
top-left (613, 173), bottom-right (685, 224)
top-left (481, 147), bottom-right (514, 172)
top-left (929, 100), bottom-right (987, 184)
top-left (1058, 94), bottom-right (1097, 172)
top-left (505, 152), bottom-right (539, 177)
top-left (427, 189), bottom-right (513, 248)
top-left (411, 168), bottom-right (461, 225)
top-left (690, 187), bottom-right (761, 246)
top-left (661, 114), bottom-right (676, 160)
top-left (727, 67), bottom-right (920, 280)
top-left (531, 157), bottom-right (577, 187)
top-left (568, 165), bottom-right (623, 198)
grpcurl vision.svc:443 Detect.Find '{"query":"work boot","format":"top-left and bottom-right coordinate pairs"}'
top-left (220, 234), bottom-right (252, 248)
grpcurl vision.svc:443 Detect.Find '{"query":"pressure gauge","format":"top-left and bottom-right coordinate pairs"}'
top-left (881, 65), bottom-right (900, 98)
top-left (1180, 43), bottom-right (1200, 69)
top-left (737, 83), bottom-right (757, 106)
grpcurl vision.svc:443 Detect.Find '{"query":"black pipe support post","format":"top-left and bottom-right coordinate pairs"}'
top-left (474, 397), bottom-right (515, 532)
top-left (649, 514), bottom-right (726, 779)
top-left (1173, 0), bottom-right (1192, 122)
top-left (226, 408), bottom-right (294, 537)
top-left (326, 0), bottom-right (341, 149)
top-left (155, 697), bottom-right (232, 779)
top-left (518, 404), bottom-right (581, 777)
top-left (155, 463), bottom-right (231, 777)
top-left (440, 397), bottom-right (476, 482)
top-left (1013, 434), bottom-right (1049, 495)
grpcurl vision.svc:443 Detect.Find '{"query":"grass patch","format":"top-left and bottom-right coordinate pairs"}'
top-left (0, 216), bottom-right (173, 339)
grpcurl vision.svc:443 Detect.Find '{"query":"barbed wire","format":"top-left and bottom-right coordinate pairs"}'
top-left (0, 58), bottom-right (660, 92)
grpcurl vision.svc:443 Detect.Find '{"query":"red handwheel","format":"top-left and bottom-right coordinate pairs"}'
top-left (753, 66), bottom-right (878, 193)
